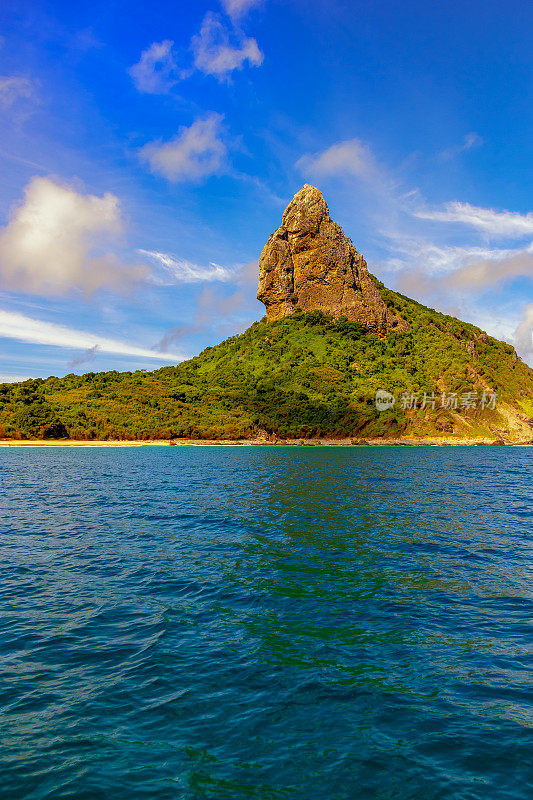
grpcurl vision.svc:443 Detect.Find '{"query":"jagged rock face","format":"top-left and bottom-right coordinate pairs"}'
top-left (257, 184), bottom-right (407, 334)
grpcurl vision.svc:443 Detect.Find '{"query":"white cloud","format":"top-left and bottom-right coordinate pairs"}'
top-left (191, 12), bottom-right (263, 78)
top-left (439, 132), bottom-right (483, 160)
top-left (0, 177), bottom-right (148, 295)
top-left (0, 373), bottom-right (33, 384)
top-left (0, 75), bottom-right (34, 105)
top-left (128, 40), bottom-right (179, 94)
top-left (67, 344), bottom-right (99, 369)
top-left (296, 138), bottom-right (377, 181)
top-left (221, 0), bottom-right (262, 20)
top-left (514, 304), bottom-right (533, 362)
top-left (444, 246), bottom-right (533, 289)
top-left (392, 242), bottom-right (533, 295)
top-left (414, 202), bottom-right (533, 238)
top-left (383, 236), bottom-right (526, 277)
top-left (140, 250), bottom-right (236, 283)
top-left (129, 9), bottom-right (263, 92)
top-left (153, 284), bottom-right (257, 351)
top-left (0, 309), bottom-right (185, 361)
top-left (139, 113), bottom-right (228, 183)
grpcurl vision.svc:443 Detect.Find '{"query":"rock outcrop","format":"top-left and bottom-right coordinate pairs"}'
top-left (257, 184), bottom-right (407, 334)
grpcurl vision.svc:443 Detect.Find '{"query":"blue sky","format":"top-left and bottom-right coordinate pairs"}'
top-left (0, 0), bottom-right (532, 381)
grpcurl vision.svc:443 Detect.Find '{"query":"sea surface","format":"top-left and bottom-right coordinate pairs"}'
top-left (0, 446), bottom-right (532, 799)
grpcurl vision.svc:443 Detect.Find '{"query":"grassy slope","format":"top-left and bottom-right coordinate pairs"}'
top-left (1, 285), bottom-right (532, 441)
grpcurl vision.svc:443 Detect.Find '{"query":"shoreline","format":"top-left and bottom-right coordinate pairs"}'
top-left (0, 437), bottom-right (530, 448)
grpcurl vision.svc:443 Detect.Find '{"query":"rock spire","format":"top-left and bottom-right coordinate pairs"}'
top-left (257, 184), bottom-right (406, 334)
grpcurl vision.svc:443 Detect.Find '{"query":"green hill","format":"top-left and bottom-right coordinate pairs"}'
top-left (1, 282), bottom-right (532, 443)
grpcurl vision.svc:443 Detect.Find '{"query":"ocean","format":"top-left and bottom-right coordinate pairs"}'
top-left (1, 446), bottom-right (532, 799)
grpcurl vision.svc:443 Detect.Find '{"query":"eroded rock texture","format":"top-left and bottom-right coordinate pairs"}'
top-left (257, 184), bottom-right (407, 334)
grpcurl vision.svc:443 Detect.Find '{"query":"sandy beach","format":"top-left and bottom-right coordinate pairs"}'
top-left (0, 436), bottom-right (526, 447)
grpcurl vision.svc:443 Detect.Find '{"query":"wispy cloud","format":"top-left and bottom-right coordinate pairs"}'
top-left (67, 344), bottom-right (100, 369)
top-left (0, 75), bottom-right (35, 106)
top-left (128, 40), bottom-right (181, 94)
top-left (191, 12), bottom-right (263, 79)
top-left (296, 138), bottom-right (377, 181)
top-left (140, 250), bottom-right (236, 283)
top-left (139, 113), bottom-right (228, 183)
top-left (383, 236), bottom-right (526, 277)
top-left (414, 202), bottom-right (533, 238)
top-left (0, 177), bottom-right (148, 295)
top-left (153, 285), bottom-right (255, 351)
top-left (443, 245), bottom-right (533, 289)
top-left (0, 309), bottom-right (185, 361)
top-left (439, 132), bottom-right (483, 160)
top-left (221, 0), bottom-right (262, 21)
top-left (141, 250), bottom-right (259, 287)
top-left (392, 243), bottom-right (532, 294)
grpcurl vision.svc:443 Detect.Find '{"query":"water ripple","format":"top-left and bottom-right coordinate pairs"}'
top-left (0, 446), bottom-right (532, 799)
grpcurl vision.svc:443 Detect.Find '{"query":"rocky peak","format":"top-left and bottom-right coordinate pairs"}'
top-left (257, 184), bottom-right (407, 334)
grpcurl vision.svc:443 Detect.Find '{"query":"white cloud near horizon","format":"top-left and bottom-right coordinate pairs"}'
top-left (128, 40), bottom-right (180, 94)
top-left (414, 201), bottom-right (533, 238)
top-left (296, 138), bottom-right (378, 181)
top-left (0, 177), bottom-right (148, 295)
top-left (139, 113), bottom-right (228, 183)
top-left (191, 12), bottom-right (263, 78)
top-left (0, 373), bottom-right (34, 384)
top-left (0, 309), bottom-right (185, 361)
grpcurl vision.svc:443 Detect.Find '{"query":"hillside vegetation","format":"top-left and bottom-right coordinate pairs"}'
top-left (1, 285), bottom-right (532, 441)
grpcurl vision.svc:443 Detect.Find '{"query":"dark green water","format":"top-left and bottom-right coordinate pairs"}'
top-left (0, 446), bottom-right (532, 799)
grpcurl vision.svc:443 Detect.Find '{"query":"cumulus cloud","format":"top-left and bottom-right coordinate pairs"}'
top-left (191, 12), bottom-right (263, 78)
top-left (414, 202), bottom-right (533, 238)
top-left (0, 309), bottom-right (185, 361)
top-left (296, 138), bottom-right (378, 181)
top-left (128, 40), bottom-right (180, 94)
top-left (439, 132), bottom-right (483, 160)
top-left (0, 177), bottom-right (148, 295)
top-left (139, 113), bottom-right (228, 183)
top-left (221, 0), bottom-right (262, 19)
top-left (0, 75), bottom-right (34, 105)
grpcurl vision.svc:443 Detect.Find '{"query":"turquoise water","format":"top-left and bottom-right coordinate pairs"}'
top-left (0, 446), bottom-right (532, 799)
